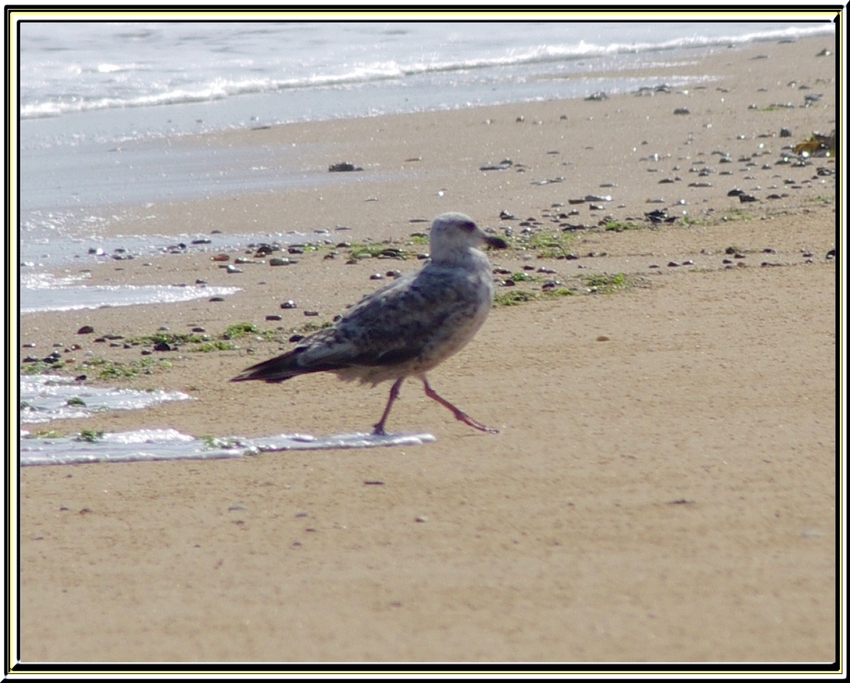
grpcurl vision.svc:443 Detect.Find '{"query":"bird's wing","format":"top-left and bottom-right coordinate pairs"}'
top-left (301, 268), bottom-right (465, 368)
top-left (232, 268), bottom-right (467, 383)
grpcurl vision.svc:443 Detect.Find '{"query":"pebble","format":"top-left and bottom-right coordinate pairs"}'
top-left (280, 300), bottom-right (297, 309)
top-left (265, 314), bottom-right (282, 321)
top-left (303, 310), bottom-right (319, 317)
top-left (370, 273), bottom-right (384, 280)
top-left (211, 253), bottom-right (230, 262)
top-left (328, 162), bottom-right (363, 172)
top-left (225, 265), bottom-right (243, 274)
top-left (77, 325), bottom-right (94, 334)
top-left (673, 107), bottom-right (690, 115)
top-left (269, 257), bottom-right (292, 266)
top-left (480, 159), bottom-right (513, 171)
top-left (209, 297), bottom-right (225, 302)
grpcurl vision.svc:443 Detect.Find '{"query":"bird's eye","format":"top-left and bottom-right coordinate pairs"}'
top-left (459, 221), bottom-right (475, 232)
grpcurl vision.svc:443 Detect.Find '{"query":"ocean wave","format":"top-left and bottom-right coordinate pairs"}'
top-left (19, 23), bottom-right (833, 120)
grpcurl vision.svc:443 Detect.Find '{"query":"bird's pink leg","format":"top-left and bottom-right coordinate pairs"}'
top-left (421, 377), bottom-right (499, 434)
top-left (373, 377), bottom-right (405, 435)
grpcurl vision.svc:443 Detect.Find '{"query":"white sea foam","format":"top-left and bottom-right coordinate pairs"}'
top-left (20, 428), bottom-right (436, 466)
top-left (20, 375), bottom-right (192, 424)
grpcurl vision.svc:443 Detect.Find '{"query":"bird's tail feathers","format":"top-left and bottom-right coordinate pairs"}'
top-left (230, 348), bottom-right (333, 383)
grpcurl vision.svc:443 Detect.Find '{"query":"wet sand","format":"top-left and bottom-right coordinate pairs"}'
top-left (17, 36), bottom-right (837, 664)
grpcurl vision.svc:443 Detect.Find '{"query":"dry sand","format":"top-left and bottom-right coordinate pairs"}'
top-left (17, 36), bottom-right (838, 664)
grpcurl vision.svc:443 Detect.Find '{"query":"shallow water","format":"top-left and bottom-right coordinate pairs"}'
top-left (20, 375), bottom-right (191, 424)
top-left (20, 278), bottom-right (242, 314)
top-left (20, 428), bottom-right (437, 466)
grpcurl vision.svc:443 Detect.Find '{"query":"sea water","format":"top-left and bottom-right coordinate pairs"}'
top-left (19, 20), bottom-right (833, 259)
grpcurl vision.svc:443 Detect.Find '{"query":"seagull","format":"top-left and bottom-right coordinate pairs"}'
top-left (231, 212), bottom-right (507, 435)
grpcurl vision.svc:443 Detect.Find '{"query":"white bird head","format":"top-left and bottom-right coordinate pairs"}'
top-left (428, 212), bottom-right (507, 263)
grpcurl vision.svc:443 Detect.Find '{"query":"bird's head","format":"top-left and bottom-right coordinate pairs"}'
top-left (429, 212), bottom-right (507, 262)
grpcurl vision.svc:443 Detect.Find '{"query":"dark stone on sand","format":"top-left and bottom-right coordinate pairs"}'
top-left (739, 193), bottom-right (757, 203)
top-left (280, 300), bottom-right (297, 309)
top-left (153, 341), bottom-right (172, 352)
top-left (265, 314), bottom-right (282, 321)
top-left (328, 162), bottom-right (363, 172)
top-left (480, 159), bottom-right (513, 171)
top-left (77, 325), bottom-right (94, 334)
top-left (209, 297), bottom-right (225, 302)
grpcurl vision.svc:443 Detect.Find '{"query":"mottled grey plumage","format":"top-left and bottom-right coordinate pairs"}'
top-left (232, 212), bottom-right (507, 434)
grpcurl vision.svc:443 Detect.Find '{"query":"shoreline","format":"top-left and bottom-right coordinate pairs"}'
top-left (17, 34), bottom-right (837, 663)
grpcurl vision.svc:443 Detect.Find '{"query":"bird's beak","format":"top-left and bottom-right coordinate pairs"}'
top-left (484, 235), bottom-right (508, 249)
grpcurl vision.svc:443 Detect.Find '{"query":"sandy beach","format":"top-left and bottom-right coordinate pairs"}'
top-left (17, 36), bottom-right (837, 664)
